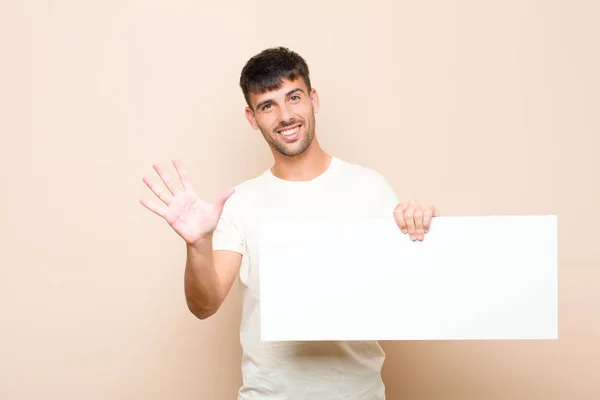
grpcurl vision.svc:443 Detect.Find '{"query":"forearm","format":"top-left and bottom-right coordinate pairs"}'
top-left (184, 233), bottom-right (222, 319)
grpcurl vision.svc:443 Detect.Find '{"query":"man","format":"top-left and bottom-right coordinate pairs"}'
top-left (141, 47), bottom-right (438, 400)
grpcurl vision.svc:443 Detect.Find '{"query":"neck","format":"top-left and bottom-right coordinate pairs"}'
top-left (270, 138), bottom-right (332, 181)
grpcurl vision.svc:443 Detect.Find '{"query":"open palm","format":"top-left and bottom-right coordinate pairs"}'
top-left (140, 160), bottom-right (234, 246)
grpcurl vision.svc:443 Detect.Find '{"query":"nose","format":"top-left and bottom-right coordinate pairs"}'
top-left (279, 103), bottom-right (293, 123)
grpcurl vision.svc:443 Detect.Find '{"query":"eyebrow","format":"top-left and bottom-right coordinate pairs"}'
top-left (255, 88), bottom-right (305, 110)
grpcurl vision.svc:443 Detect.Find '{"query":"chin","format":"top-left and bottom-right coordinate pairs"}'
top-left (280, 142), bottom-right (311, 157)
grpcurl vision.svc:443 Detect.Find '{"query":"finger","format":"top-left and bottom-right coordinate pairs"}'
top-left (152, 163), bottom-right (180, 195)
top-left (394, 203), bottom-right (408, 233)
top-left (140, 198), bottom-right (167, 218)
top-left (214, 187), bottom-right (235, 213)
top-left (414, 207), bottom-right (424, 240)
top-left (404, 207), bottom-right (417, 240)
top-left (423, 207), bottom-right (434, 233)
top-left (142, 176), bottom-right (172, 205)
top-left (433, 206), bottom-right (440, 217)
top-left (172, 159), bottom-right (193, 192)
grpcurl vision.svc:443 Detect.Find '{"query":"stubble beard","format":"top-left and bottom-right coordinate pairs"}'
top-left (262, 115), bottom-right (316, 157)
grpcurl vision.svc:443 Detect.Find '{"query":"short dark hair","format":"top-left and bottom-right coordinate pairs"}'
top-left (239, 46), bottom-right (311, 110)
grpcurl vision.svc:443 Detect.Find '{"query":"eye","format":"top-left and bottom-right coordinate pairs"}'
top-left (262, 104), bottom-right (272, 111)
top-left (290, 95), bottom-right (301, 101)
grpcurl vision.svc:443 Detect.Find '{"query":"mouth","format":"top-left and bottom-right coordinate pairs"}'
top-left (277, 124), bottom-right (301, 142)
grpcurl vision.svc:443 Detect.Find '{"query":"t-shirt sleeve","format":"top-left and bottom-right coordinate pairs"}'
top-left (212, 194), bottom-right (245, 255)
top-left (370, 172), bottom-right (400, 218)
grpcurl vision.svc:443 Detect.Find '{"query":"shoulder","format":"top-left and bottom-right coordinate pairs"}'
top-left (220, 171), bottom-right (270, 210)
top-left (335, 158), bottom-right (392, 187)
top-left (232, 171), bottom-right (270, 195)
top-left (336, 158), bottom-right (399, 213)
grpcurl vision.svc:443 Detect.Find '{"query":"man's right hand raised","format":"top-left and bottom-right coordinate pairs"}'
top-left (140, 159), bottom-right (235, 247)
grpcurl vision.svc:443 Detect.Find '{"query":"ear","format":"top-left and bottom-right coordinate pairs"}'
top-left (245, 106), bottom-right (259, 130)
top-left (310, 88), bottom-right (320, 113)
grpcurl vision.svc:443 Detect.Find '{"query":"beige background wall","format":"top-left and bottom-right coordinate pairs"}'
top-left (1, 1), bottom-right (598, 399)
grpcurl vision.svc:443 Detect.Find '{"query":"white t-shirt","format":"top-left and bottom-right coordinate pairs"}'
top-left (212, 156), bottom-right (399, 400)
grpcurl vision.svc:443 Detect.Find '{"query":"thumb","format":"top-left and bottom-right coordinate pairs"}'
top-left (214, 187), bottom-right (235, 213)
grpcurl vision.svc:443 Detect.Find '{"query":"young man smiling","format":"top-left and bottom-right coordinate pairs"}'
top-left (141, 47), bottom-right (439, 400)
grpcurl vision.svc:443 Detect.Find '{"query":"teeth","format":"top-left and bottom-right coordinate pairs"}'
top-left (280, 126), bottom-right (300, 136)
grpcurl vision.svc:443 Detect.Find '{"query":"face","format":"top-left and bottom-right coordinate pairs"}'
top-left (245, 77), bottom-right (320, 157)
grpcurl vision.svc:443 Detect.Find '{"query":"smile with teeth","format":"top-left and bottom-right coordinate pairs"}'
top-left (279, 126), bottom-right (300, 136)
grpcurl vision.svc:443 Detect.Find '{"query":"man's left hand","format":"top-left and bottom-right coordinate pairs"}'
top-left (394, 199), bottom-right (439, 241)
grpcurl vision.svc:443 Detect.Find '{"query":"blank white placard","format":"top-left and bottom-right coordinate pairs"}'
top-left (258, 215), bottom-right (557, 341)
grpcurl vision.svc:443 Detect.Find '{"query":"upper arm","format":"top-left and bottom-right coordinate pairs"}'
top-left (211, 192), bottom-right (246, 302)
top-left (213, 249), bottom-right (243, 302)
top-left (369, 172), bottom-right (400, 217)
